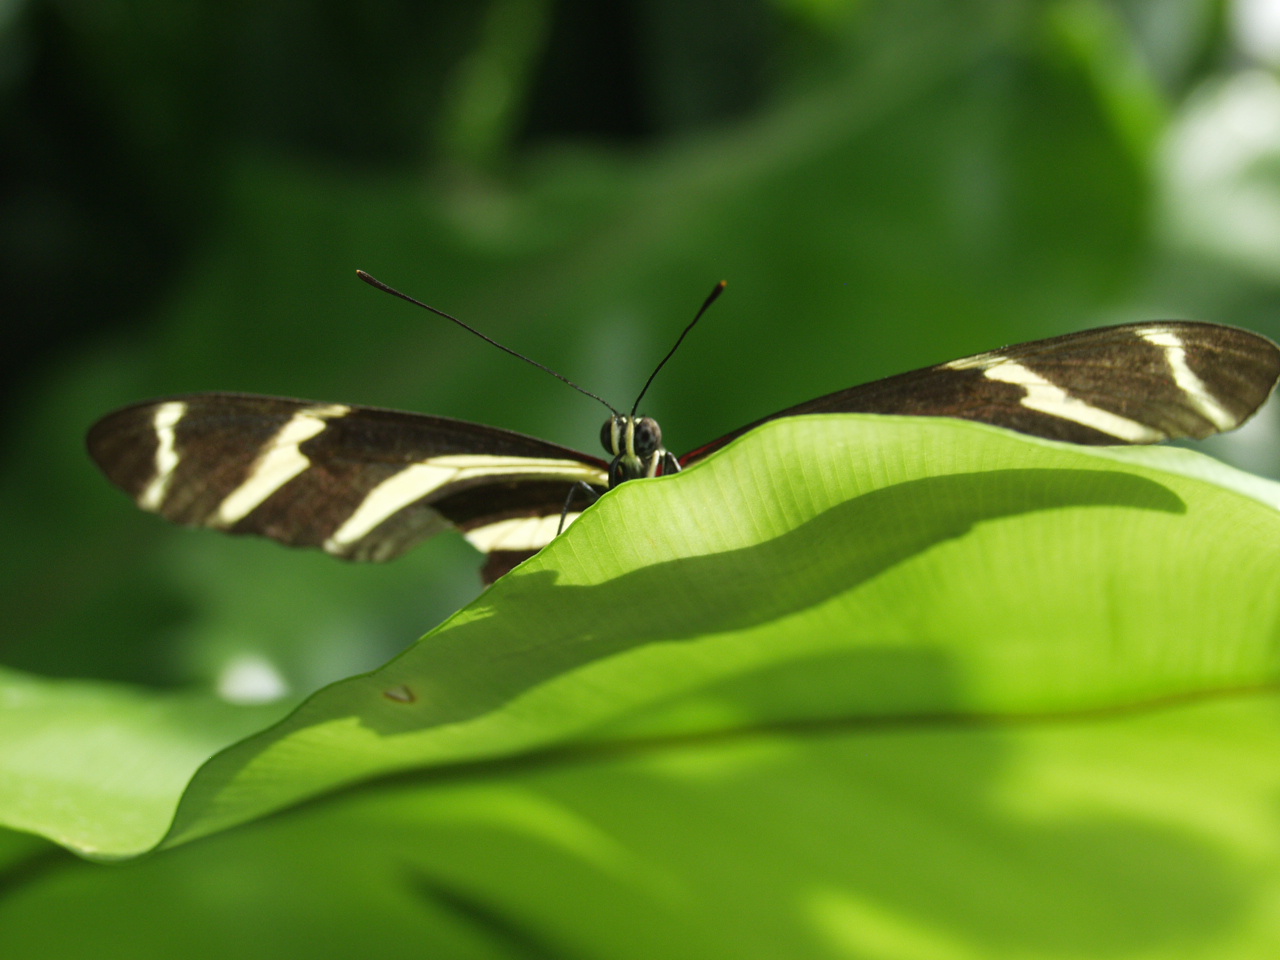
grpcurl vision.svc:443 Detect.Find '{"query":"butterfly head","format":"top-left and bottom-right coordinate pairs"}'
top-left (601, 414), bottom-right (674, 487)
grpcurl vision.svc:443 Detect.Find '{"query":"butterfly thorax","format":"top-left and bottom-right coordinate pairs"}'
top-left (601, 414), bottom-right (681, 488)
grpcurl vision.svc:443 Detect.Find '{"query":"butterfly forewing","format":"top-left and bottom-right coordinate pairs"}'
top-left (87, 393), bottom-right (608, 574)
top-left (681, 322), bottom-right (1280, 464)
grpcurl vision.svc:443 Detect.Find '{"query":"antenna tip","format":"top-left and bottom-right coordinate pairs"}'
top-left (701, 280), bottom-right (728, 310)
top-left (357, 270), bottom-right (394, 295)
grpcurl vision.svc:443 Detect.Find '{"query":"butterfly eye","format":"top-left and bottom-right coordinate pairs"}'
top-left (600, 417), bottom-right (621, 454)
top-left (632, 417), bottom-right (662, 458)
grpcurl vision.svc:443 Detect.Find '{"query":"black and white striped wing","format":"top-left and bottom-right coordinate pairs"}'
top-left (681, 322), bottom-right (1280, 464)
top-left (87, 393), bottom-right (609, 581)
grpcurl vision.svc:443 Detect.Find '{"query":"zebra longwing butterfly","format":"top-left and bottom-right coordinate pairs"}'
top-left (88, 277), bottom-right (1280, 583)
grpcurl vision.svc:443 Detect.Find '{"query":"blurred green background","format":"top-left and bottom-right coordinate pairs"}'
top-left (5, 0), bottom-right (1280, 699)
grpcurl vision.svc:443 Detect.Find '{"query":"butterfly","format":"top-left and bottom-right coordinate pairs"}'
top-left (88, 274), bottom-right (1280, 583)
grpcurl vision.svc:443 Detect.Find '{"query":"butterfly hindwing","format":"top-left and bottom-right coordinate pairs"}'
top-left (87, 393), bottom-right (608, 577)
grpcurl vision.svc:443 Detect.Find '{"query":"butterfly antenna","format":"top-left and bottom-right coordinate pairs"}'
top-left (357, 271), bottom-right (619, 415)
top-left (630, 281), bottom-right (726, 417)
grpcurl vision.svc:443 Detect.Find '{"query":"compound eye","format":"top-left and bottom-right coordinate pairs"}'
top-left (632, 417), bottom-right (662, 458)
top-left (600, 417), bottom-right (621, 454)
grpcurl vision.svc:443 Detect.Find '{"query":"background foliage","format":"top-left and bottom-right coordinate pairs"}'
top-left (5, 0), bottom-right (1280, 956)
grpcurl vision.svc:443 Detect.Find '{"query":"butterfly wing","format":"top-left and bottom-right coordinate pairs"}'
top-left (681, 322), bottom-right (1280, 464)
top-left (87, 393), bottom-right (609, 581)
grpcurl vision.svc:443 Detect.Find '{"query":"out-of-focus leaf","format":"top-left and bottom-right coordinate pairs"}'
top-left (3, 693), bottom-right (1279, 959)
top-left (0, 669), bottom-right (293, 855)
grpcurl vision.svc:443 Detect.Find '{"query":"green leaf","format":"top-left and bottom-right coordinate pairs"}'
top-left (5, 414), bottom-right (1279, 861)
top-left (0, 670), bottom-right (292, 855)
top-left (5, 696), bottom-right (1280, 958)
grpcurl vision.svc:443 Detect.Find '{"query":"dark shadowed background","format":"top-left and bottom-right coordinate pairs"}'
top-left (4, 0), bottom-right (1280, 695)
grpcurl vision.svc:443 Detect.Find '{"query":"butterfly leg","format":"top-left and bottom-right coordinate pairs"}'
top-left (558, 481), bottom-right (601, 535)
